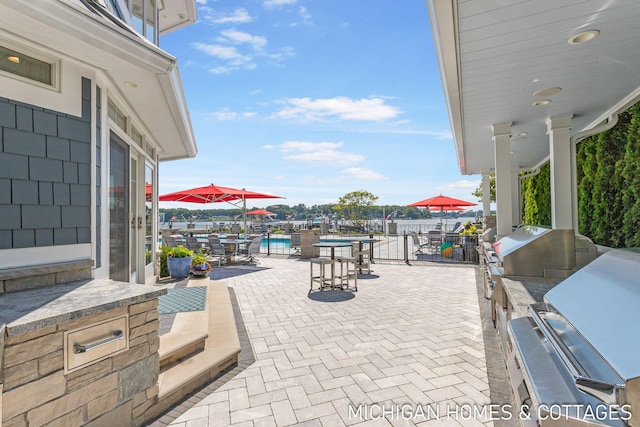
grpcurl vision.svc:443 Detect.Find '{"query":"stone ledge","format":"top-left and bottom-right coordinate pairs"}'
top-left (0, 259), bottom-right (94, 281)
top-left (0, 279), bottom-right (166, 337)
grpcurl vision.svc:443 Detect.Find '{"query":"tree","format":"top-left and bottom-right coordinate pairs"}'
top-left (472, 175), bottom-right (496, 203)
top-left (332, 190), bottom-right (379, 226)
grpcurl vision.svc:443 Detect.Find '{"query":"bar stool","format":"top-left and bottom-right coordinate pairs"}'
top-left (351, 243), bottom-right (371, 275)
top-left (310, 257), bottom-right (334, 291)
top-left (336, 256), bottom-right (358, 291)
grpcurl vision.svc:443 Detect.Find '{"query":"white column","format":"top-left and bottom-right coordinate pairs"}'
top-left (481, 172), bottom-right (491, 219)
top-left (546, 115), bottom-right (573, 229)
top-left (493, 122), bottom-right (513, 237)
top-left (511, 169), bottom-right (521, 225)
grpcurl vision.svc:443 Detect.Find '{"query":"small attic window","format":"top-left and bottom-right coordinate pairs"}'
top-left (0, 45), bottom-right (53, 86)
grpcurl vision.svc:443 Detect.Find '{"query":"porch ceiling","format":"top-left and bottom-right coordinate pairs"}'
top-left (427, 0), bottom-right (640, 175)
top-left (158, 0), bottom-right (197, 35)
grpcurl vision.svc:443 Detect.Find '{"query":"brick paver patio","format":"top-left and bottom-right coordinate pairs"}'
top-left (161, 257), bottom-right (503, 426)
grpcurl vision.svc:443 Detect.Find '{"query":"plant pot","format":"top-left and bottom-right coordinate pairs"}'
top-left (191, 262), bottom-right (212, 277)
top-left (167, 256), bottom-right (192, 279)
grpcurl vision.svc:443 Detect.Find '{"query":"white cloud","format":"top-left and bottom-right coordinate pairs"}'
top-left (298, 6), bottom-right (312, 25)
top-left (284, 150), bottom-right (364, 166)
top-left (273, 96), bottom-right (402, 121)
top-left (280, 141), bottom-right (343, 152)
top-left (341, 167), bottom-right (388, 181)
top-left (209, 8), bottom-right (253, 24)
top-left (210, 109), bottom-right (237, 120)
top-left (208, 109), bottom-right (257, 120)
top-left (220, 29), bottom-right (267, 50)
top-left (263, 144), bottom-right (275, 149)
top-left (263, 0), bottom-right (297, 9)
top-left (193, 43), bottom-right (246, 60)
top-left (278, 140), bottom-right (363, 166)
top-left (193, 42), bottom-right (256, 73)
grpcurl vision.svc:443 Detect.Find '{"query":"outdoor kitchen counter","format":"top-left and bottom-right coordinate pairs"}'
top-left (0, 279), bottom-right (166, 336)
top-left (501, 276), bottom-right (562, 318)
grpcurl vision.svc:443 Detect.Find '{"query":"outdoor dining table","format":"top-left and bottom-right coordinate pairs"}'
top-left (221, 238), bottom-right (252, 257)
top-left (312, 241), bottom-right (354, 287)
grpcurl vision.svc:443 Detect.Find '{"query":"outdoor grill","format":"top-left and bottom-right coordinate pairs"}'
top-left (506, 248), bottom-right (640, 426)
top-left (481, 225), bottom-right (598, 300)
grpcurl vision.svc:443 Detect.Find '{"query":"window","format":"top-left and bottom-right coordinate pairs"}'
top-left (131, 0), bottom-right (159, 45)
top-left (0, 45), bottom-right (53, 86)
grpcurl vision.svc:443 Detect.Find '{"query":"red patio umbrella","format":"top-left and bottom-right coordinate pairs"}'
top-left (159, 183), bottom-right (283, 237)
top-left (159, 183), bottom-right (281, 204)
top-left (408, 194), bottom-right (476, 231)
top-left (408, 194), bottom-right (477, 209)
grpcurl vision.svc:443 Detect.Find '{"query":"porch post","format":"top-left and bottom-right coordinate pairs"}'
top-left (493, 122), bottom-right (513, 238)
top-left (481, 172), bottom-right (492, 223)
top-left (512, 169), bottom-right (521, 226)
top-left (546, 115), bottom-right (573, 229)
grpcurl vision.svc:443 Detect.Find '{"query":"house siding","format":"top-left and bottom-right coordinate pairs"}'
top-left (0, 77), bottom-right (92, 250)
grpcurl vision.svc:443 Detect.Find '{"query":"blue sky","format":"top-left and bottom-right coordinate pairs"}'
top-left (158, 0), bottom-right (480, 209)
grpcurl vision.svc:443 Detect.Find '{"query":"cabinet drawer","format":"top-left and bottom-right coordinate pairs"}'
top-left (64, 315), bottom-right (129, 373)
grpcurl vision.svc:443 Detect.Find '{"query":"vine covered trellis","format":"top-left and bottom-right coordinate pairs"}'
top-left (520, 104), bottom-right (640, 248)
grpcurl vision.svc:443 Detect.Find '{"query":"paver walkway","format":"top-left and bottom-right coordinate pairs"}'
top-left (165, 257), bottom-right (497, 426)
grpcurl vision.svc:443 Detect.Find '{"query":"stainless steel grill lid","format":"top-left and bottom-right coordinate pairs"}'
top-left (491, 225), bottom-right (550, 257)
top-left (543, 248), bottom-right (640, 380)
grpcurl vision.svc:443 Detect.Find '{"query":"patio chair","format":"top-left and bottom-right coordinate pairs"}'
top-left (409, 232), bottom-right (429, 254)
top-left (245, 236), bottom-right (263, 264)
top-left (290, 233), bottom-right (301, 256)
top-left (163, 236), bottom-right (178, 248)
top-left (206, 241), bottom-right (231, 267)
top-left (427, 230), bottom-right (443, 251)
top-left (185, 236), bottom-right (203, 252)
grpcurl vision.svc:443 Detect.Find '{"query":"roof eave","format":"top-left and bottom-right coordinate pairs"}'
top-left (426, 0), bottom-right (468, 175)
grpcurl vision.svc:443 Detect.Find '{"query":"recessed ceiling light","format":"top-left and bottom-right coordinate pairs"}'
top-left (124, 81), bottom-right (138, 88)
top-left (568, 30), bottom-right (600, 45)
top-left (534, 87), bottom-right (562, 97)
top-left (7, 55), bottom-right (20, 64)
top-left (533, 100), bottom-right (551, 106)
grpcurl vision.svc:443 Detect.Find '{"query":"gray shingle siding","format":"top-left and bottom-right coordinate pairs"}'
top-left (0, 77), bottom-right (92, 248)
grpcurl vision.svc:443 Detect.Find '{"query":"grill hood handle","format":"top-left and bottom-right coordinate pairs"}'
top-left (575, 376), bottom-right (625, 406)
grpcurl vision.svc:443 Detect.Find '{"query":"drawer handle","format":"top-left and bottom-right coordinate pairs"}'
top-left (74, 330), bottom-right (124, 354)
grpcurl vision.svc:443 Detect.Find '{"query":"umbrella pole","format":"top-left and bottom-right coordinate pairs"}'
top-left (242, 192), bottom-right (247, 239)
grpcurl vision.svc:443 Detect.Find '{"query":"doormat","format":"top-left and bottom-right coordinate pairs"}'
top-left (158, 286), bottom-right (207, 314)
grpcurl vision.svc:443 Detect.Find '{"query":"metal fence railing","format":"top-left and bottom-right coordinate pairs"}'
top-left (259, 233), bottom-right (479, 264)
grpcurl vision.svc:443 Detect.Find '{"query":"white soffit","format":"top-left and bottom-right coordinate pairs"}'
top-left (427, 0), bottom-right (640, 175)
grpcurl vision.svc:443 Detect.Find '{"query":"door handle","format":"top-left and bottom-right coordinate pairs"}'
top-left (138, 217), bottom-right (143, 229)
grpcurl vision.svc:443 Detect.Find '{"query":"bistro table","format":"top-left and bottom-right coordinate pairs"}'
top-left (312, 241), bottom-right (353, 288)
top-left (221, 238), bottom-right (253, 259)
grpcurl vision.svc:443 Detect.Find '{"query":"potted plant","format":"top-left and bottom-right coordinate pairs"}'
top-left (191, 251), bottom-right (212, 277)
top-left (166, 245), bottom-right (193, 279)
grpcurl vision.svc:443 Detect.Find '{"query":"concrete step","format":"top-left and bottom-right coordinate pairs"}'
top-left (158, 332), bottom-right (208, 371)
top-left (147, 278), bottom-right (241, 420)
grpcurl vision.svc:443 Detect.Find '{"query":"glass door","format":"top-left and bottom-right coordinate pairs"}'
top-left (109, 133), bottom-right (129, 282)
top-left (109, 132), bottom-right (153, 283)
top-left (144, 164), bottom-right (155, 280)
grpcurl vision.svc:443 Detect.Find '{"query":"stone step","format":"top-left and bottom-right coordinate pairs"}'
top-left (158, 332), bottom-right (208, 371)
top-left (146, 278), bottom-right (241, 421)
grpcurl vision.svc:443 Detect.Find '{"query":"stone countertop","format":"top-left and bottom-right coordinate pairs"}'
top-left (501, 276), bottom-right (562, 318)
top-left (0, 279), bottom-right (166, 337)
